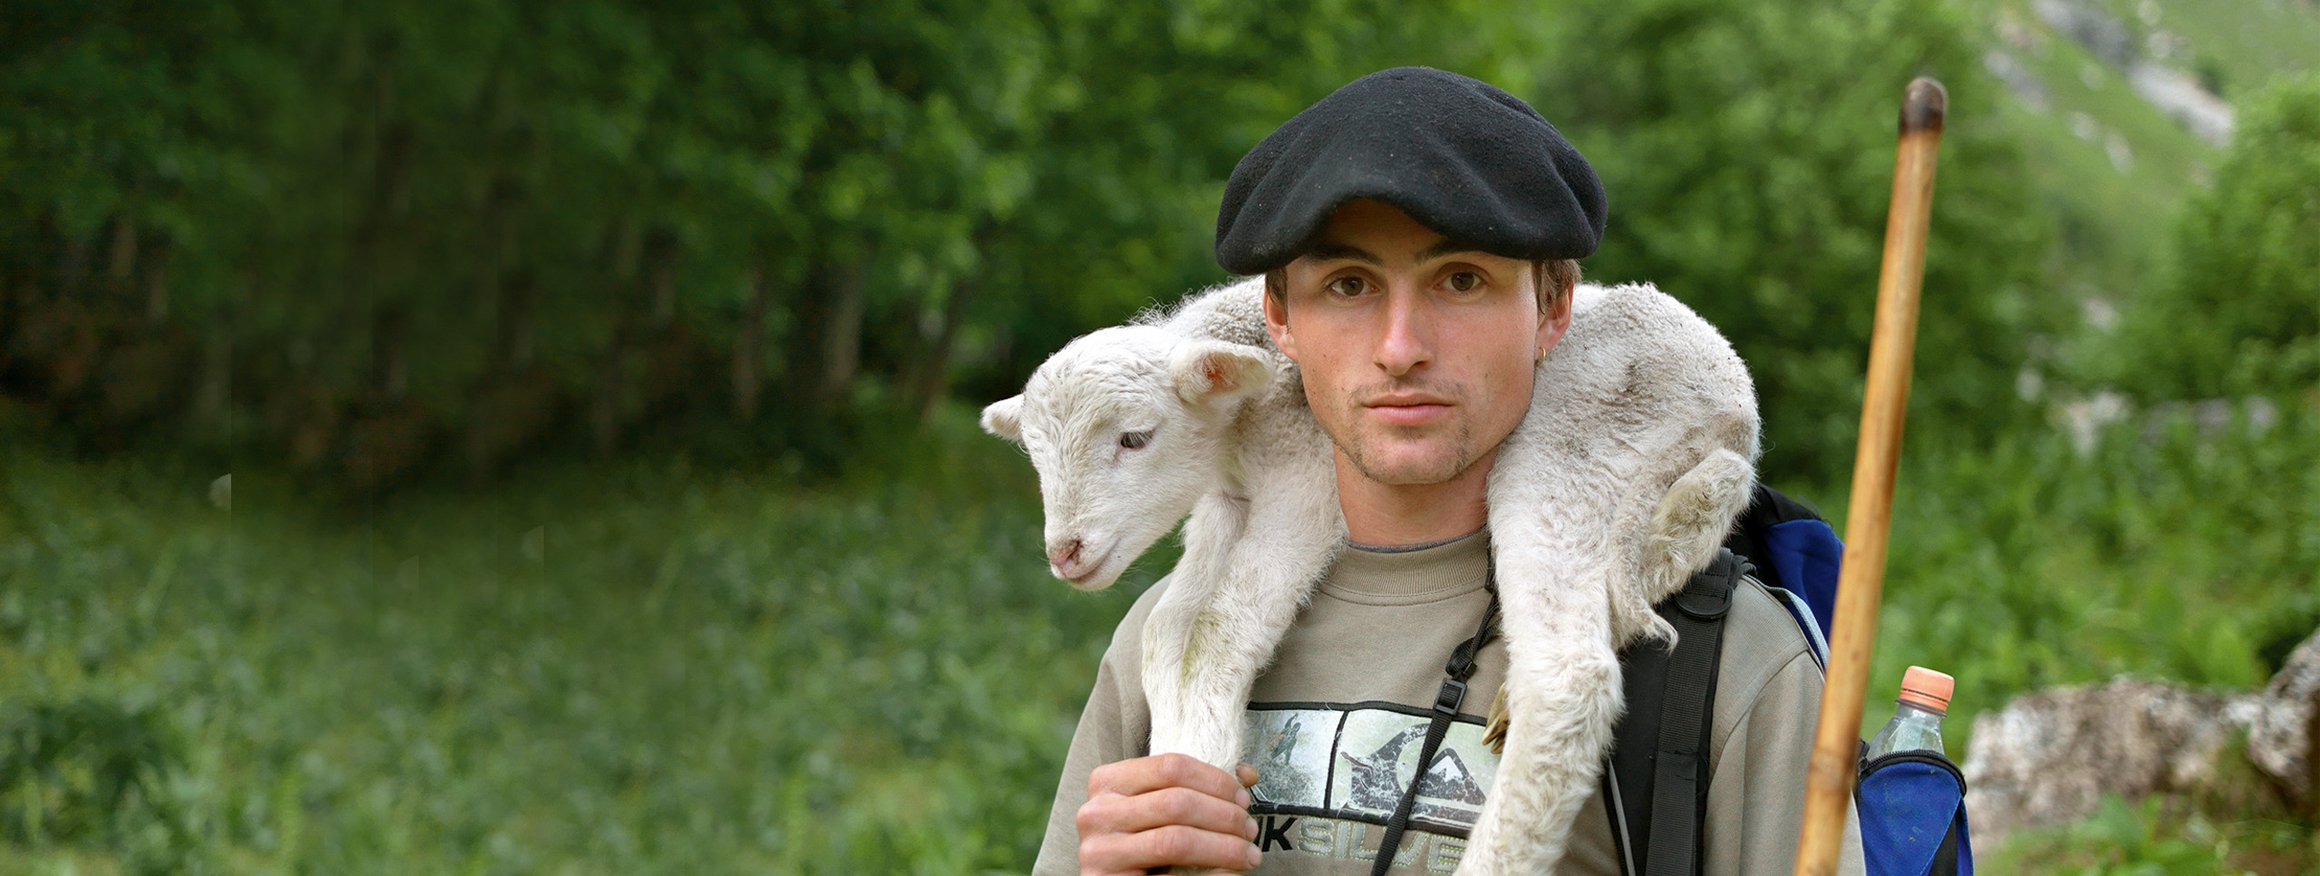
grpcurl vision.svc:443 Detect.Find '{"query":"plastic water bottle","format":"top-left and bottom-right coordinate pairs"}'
top-left (1866, 665), bottom-right (1953, 760)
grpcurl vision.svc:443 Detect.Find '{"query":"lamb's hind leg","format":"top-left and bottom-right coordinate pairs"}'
top-left (1482, 446), bottom-right (1760, 752)
top-left (1458, 551), bottom-right (1624, 875)
top-left (1604, 446), bottom-right (1757, 650)
top-left (1637, 447), bottom-right (1755, 606)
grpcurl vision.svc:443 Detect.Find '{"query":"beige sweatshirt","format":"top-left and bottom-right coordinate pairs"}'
top-left (1033, 532), bottom-right (1865, 875)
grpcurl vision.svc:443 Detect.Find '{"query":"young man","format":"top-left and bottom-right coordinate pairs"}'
top-left (1034, 67), bottom-right (1861, 875)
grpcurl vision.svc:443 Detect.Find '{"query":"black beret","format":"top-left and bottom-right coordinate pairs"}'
top-left (1215, 67), bottom-right (1608, 275)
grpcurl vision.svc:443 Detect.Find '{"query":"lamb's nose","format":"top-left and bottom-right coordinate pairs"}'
top-left (1047, 539), bottom-right (1083, 574)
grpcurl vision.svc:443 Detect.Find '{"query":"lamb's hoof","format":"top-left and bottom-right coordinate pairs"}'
top-left (1483, 685), bottom-right (1510, 754)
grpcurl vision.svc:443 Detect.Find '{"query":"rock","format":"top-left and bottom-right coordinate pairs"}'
top-left (1962, 677), bottom-right (2260, 848)
top-left (2247, 628), bottom-right (2320, 808)
top-left (1964, 627), bottom-right (2320, 846)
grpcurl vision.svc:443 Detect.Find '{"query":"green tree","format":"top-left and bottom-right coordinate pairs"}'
top-left (2111, 73), bottom-right (2320, 399)
top-left (1507, 0), bottom-right (2059, 482)
top-left (0, 0), bottom-right (2066, 488)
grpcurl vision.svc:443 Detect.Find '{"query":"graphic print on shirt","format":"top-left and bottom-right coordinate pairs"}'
top-left (1241, 702), bottom-right (1503, 871)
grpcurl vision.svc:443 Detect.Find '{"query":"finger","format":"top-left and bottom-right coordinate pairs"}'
top-left (1235, 763), bottom-right (1259, 788)
top-left (1080, 824), bottom-right (1263, 873)
top-left (1078, 785), bottom-right (1258, 841)
top-left (1088, 753), bottom-right (1244, 803)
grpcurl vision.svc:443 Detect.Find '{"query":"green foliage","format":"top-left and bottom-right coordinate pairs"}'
top-left (2107, 73), bottom-right (2320, 399)
top-left (0, 406), bottom-right (1174, 873)
top-left (1985, 793), bottom-right (2315, 874)
top-left (1871, 402), bottom-right (2320, 749)
top-left (0, 697), bottom-right (185, 848)
top-left (0, 0), bottom-right (1542, 483)
top-left (0, 0), bottom-right (2086, 491)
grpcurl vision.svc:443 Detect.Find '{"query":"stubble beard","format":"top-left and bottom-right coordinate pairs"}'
top-left (1334, 416), bottom-right (1478, 487)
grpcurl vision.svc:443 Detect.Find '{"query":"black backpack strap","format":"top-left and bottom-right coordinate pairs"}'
top-left (1609, 549), bottom-right (1746, 876)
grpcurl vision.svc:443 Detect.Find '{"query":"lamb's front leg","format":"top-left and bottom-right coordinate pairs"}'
top-left (1143, 491), bottom-right (1248, 760)
top-left (1458, 551), bottom-right (1625, 875)
top-left (1165, 443), bottom-right (1342, 769)
top-left (1150, 486), bottom-right (1317, 876)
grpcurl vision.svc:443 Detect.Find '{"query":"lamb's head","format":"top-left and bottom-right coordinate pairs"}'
top-left (982, 325), bottom-right (1273, 591)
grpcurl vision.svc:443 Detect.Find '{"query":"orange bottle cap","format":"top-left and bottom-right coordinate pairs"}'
top-left (1898, 666), bottom-right (1954, 715)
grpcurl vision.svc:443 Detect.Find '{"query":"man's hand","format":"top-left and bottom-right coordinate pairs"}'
top-left (1076, 754), bottom-right (1263, 875)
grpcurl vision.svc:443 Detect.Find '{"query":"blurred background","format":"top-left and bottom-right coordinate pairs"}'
top-left (1, 0), bottom-right (2314, 872)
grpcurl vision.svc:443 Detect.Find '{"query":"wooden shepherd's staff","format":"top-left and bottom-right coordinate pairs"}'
top-left (1792, 76), bottom-right (1947, 876)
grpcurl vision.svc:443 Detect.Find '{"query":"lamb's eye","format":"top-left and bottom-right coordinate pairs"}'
top-left (1119, 430), bottom-right (1153, 450)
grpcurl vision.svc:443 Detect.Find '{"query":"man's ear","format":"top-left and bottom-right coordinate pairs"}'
top-left (1170, 341), bottom-right (1272, 409)
top-left (1262, 282), bottom-right (1299, 362)
top-left (1536, 279), bottom-right (1575, 363)
top-left (980, 396), bottom-right (1024, 442)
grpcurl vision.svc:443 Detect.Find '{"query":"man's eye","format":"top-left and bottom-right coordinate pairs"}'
top-left (1447, 271), bottom-right (1482, 292)
top-left (1324, 276), bottom-right (1368, 298)
top-left (1119, 430), bottom-right (1153, 450)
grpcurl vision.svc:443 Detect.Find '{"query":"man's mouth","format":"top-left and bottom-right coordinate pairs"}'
top-left (1364, 393), bottom-right (1453, 426)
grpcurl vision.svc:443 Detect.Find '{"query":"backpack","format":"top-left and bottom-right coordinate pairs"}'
top-left (1603, 483), bottom-right (1974, 876)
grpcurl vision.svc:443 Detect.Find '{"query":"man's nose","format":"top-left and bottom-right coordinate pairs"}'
top-left (1373, 285), bottom-right (1435, 376)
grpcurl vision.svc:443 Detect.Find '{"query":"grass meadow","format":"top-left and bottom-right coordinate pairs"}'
top-left (2, 400), bottom-right (2315, 873)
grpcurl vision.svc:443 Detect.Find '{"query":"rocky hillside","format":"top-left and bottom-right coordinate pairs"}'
top-left (1957, 0), bottom-right (2320, 304)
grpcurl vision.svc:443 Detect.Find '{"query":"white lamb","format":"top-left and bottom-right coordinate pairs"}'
top-left (982, 277), bottom-right (1759, 874)
top-left (980, 278), bottom-right (1343, 768)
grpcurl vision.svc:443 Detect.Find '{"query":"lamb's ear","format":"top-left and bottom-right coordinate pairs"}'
top-left (1170, 341), bottom-right (1271, 409)
top-left (980, 396), bottom-right (1024, 442)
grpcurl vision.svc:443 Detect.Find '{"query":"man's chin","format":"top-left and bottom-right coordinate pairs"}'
top-left (1343, 447), bottom-right (1471, 487)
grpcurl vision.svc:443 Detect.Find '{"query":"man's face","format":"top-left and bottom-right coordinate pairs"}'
top-left (1264, 199), bottom-right (1571, 488)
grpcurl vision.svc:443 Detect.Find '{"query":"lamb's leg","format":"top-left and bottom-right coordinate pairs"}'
top-left (1165, 444), bottom-right (1342, 768)
top-left (1487, 447), bottom-right (1757, 749)
top-left (1146, 450), bottom-right (1339, 876)
top-left (1637, 446), bottom-right (1755, 606)
top-left (1143, 491), bottom-right (1248, 757)
top-left (1465, 444), bottom-right (1755, 871)
top-left (1458, 549), bottom-right (1624, 875)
